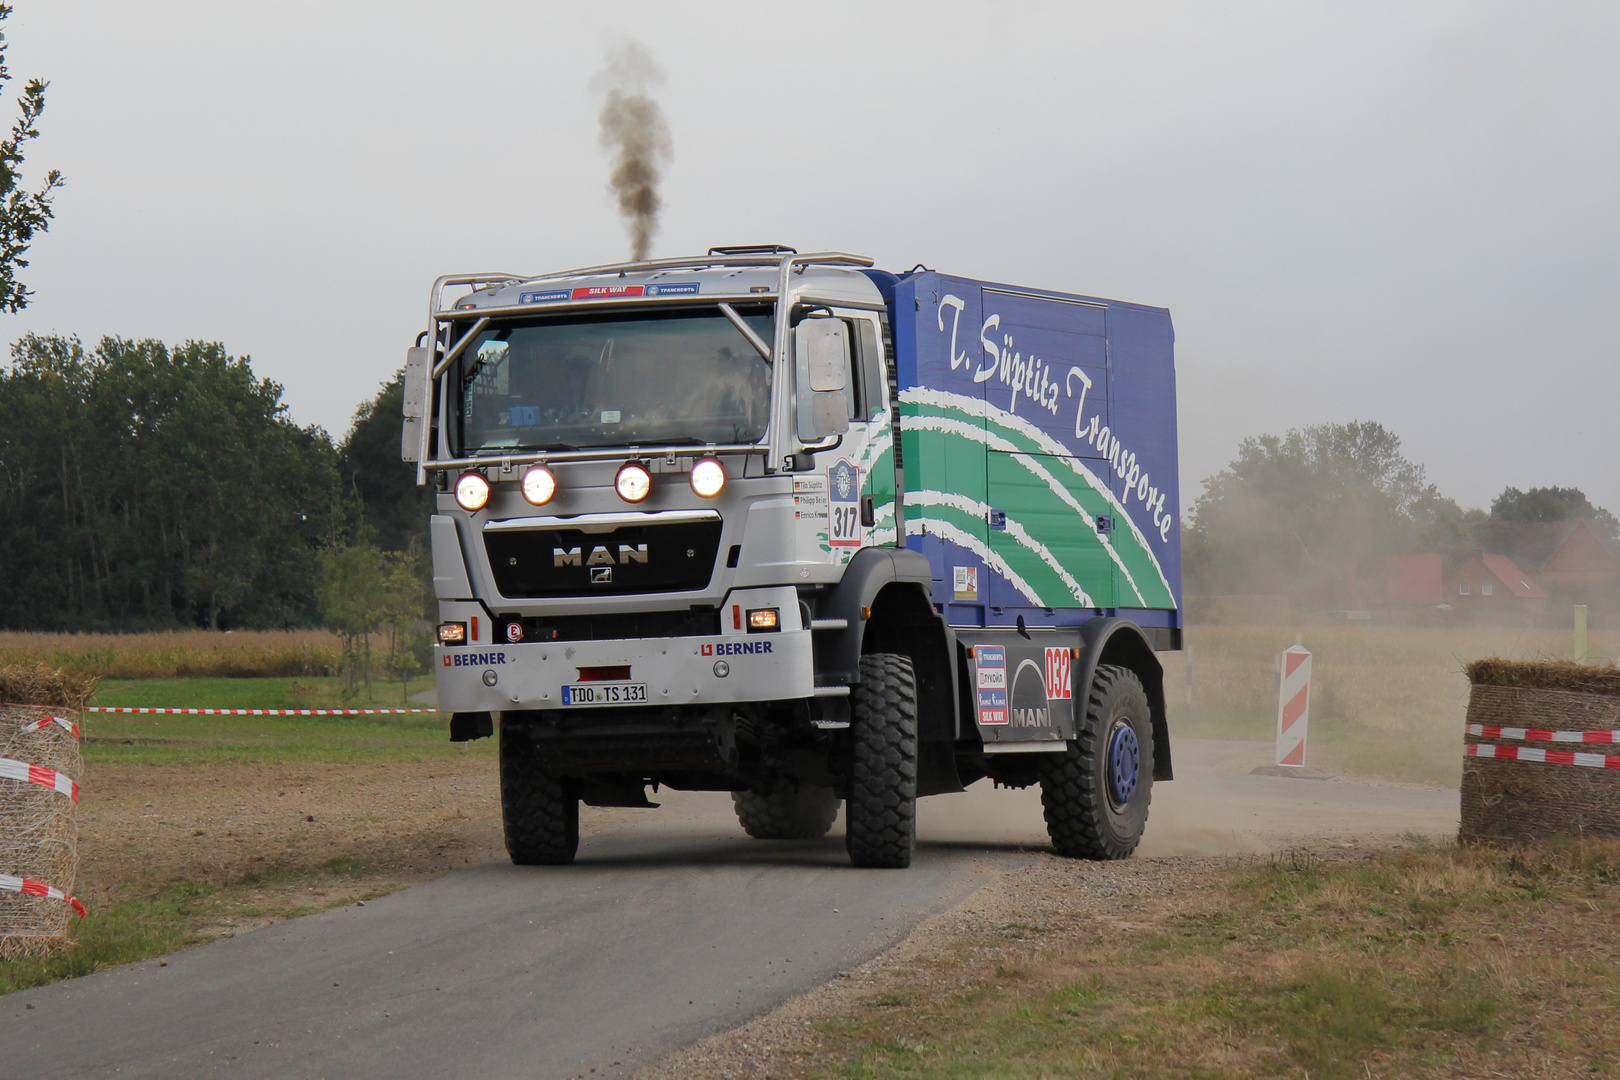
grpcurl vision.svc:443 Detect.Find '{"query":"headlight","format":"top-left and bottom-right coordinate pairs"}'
top-left (437, 622), bottom-right (467, 644)
top-left (521, 465), bottom-right (557, 506)
top-left (453, 471), bottom-right (491, 512)
top-left (690, 457), bottom-right (726, 498)
top-left (615, 461), bottom-right (652, 503)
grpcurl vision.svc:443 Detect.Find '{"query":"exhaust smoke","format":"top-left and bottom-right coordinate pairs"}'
top-left (594, 41), bottom-right (672, 262)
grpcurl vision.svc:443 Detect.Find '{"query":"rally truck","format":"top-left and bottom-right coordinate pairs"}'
top-left (403, 245), bottom-right (1181, 868)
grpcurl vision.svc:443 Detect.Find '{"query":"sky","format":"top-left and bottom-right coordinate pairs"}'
top-left (4, 1), bottom-right (1616, 515)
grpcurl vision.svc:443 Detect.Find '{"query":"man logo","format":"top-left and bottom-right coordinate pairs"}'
top-left (555, 544), bottom-right (648, 568)
top-left (590, 566), bottom-right (613, 584)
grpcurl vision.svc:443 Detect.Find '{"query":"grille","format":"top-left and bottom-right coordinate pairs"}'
top-left (496, 608), bottom-right (720, 644)
top-left (485, 519), bottom-right (723, 598)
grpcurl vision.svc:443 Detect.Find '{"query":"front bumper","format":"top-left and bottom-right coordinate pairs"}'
top-left (435, 629), bottom-right (816, 713)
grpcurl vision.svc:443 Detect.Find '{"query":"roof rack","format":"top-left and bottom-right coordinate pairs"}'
top-left (708, 244), bottom-right (797, 256)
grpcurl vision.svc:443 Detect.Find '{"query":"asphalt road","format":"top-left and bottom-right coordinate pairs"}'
top-left (3, 740), bottom-right (1459, 1079)
top-left (3, 804), bottom-right (1020, 1080)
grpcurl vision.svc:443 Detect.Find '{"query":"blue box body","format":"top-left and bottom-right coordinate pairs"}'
top-left (864, 269), bottom-right (1181, 633)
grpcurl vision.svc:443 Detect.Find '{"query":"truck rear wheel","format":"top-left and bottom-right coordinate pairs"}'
top-left (845, 652), bottom-right (918, 869)
top-left (1039, 663), bottom-right (1153, 860)
top-left (732, 786), bottom-right (841, 840)
top-left (500, 726), bottom-right (579, 865)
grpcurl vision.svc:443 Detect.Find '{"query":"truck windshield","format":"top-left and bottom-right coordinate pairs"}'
top-left (451, 304), bottom-right (775, 454)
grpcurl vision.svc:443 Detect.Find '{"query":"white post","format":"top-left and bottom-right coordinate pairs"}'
top-left (1275, 643), bottom-right (1312, 767)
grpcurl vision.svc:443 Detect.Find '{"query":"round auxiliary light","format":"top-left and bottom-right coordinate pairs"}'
top-left (615, 461), bottom-right (652, 503)
top-left (520, 465), bottom-right (557, 506)
top-left (690, 457), bottom-right (726, 498)
top-left (453, 471), bottom-right (491, 512)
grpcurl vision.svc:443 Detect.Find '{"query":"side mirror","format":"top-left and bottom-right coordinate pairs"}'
top-left (401, 346), bottom-right (430, 463)
top-left (793, 318), bottom-right (851, 441)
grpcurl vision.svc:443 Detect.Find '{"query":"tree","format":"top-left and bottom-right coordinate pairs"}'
top-left (379, 544), bottom-right (433, 703)
top-left (1184, 421), bottom-right (1460, 607)
top-left (0, 4), bottom-right (62, 313)
top-left (339, 369), bottom-right (433, 553)
top-left (1490, 486), bottom-right (1618, 542)
top-left (316, 539), bottom-right (390, 698)
top-left (0, 334), bottom-right (342, 629)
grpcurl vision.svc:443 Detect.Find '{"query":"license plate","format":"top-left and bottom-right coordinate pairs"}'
top-left (560, 682), bottom-right (648, 707)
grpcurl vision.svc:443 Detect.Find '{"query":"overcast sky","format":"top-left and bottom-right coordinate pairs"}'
top-left (5, 1), bottom-right (1616, 514)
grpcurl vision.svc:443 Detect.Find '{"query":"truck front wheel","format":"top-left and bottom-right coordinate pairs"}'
top-left (1039, 663), bottom-right (1153, 860)
top-left (732, 786), bottom-right (841, 840)
top-left (845, 652), bottom-right (919, 869)
top-left (499, 726), bottom-right (579, 865)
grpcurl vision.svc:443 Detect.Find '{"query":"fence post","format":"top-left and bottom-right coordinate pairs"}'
top-left (1574, 604), bottom-right (1588, 664)
top-left (1275, 643), bottom-right (1312, 767)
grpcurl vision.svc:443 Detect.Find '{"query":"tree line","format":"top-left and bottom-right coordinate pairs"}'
top-left (1182, 419), bottom-right (1618, 608)
top-left (0, 334), bottom-right (429, 636)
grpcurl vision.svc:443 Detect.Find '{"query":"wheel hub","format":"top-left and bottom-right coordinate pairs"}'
top-left (1107, 721), bottom-right (1140, 807)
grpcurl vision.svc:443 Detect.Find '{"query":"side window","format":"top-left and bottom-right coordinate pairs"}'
top-left (854, 317), bottom-right (885, 419)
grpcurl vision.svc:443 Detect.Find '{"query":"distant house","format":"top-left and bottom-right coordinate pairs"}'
top-left (1467, 520), bottom-right (1620, 602)
top-left (1378, 554), bottom-right (1442, 606)
top-left (1443, 553), bottom-right (1548, 615)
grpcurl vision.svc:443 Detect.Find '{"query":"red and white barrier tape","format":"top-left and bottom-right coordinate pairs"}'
top-left (0, 873), bottom-right (86, 917)
top-left (1466, 743), bottom-right (1620, 770)
top-left (19, 715), bottom-right (79, 738)
top-left (0, 757), bottom-right (78, 802)
top-left (86, 707), bottom-right (436, 716)
top-left (1467, 722), bottom-right (1620, 744)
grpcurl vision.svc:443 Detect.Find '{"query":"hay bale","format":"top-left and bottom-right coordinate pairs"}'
top-left (1464, 657), bottom-right (1620, 698)
top-left (0, 662), bottom-right (88, 958)
top-left (1461, 658), bottom-right (1620, 844)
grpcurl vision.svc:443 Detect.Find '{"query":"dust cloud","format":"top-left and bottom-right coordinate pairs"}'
top-left (593, 41), bottom-right (672, 262)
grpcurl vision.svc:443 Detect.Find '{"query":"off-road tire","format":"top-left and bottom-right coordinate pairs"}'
top-left (500, 725), bottom-right (579, 865)
top-left (732, 786), bottom-right (841, 840)
top-left (1039, 663), bottom-right (1153, 860)
top-left (844, 652), bottom-right (918, 868)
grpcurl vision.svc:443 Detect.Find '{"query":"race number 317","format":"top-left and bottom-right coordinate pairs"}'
top-left (828, 459), bottom-right (862, 548)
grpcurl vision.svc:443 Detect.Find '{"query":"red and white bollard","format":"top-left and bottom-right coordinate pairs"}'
top-left (1275, 644), bottom-right (1311, 767)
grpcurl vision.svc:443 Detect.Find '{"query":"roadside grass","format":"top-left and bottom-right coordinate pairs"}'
top-left (1165, 624), bottom-right (1620, 786)
top-left (84, 675), bottom-right (466, 765)
top-left (0, 861), bottom-right (397, 995)
top-left (816, 841), bottom-right (1620, 1078)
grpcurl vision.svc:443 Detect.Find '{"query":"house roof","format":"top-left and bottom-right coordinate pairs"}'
top-left (1385, 554), bottom-right (1442, 605)
top-left (1468, 521), bottom-right (1582, 572)
top-left (1480, 554), bottom-right (1548, 598)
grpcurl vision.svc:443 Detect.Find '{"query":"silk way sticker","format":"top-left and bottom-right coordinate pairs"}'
top-left (975, 645), bottom-right (1008, 726)
top-left (953, 565), bottom-right (978, 601)
top-left (828, 459), bottom-right (861, 547)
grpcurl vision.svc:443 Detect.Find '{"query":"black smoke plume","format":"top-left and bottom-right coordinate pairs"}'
top-left (594, 42), bottom-right (672, 262)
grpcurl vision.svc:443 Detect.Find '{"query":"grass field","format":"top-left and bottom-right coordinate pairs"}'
top-left (0, 629), bottom-right (343, 679)
top-left (797, 841), bottom-right (1620, 1078)
top-left (81, 675), bottom-right (450, 765)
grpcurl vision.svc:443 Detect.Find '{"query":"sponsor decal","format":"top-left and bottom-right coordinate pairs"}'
top-left (828, 459), bottom-right (861, 547)
top-left (443, 651), bottom-right (507, 667)
top-left (953, 565), bottom-right (979, 601)
top-left (702, 640), bottom-right (775, 657)
top-left (572, 285), bottom-right (644, 300)
top-left (645, 282), bottom-right (700, 296)
top-left (1044, 647), bottom-right (1072, 700)
top-left (519, 289), bottom-right (571, 304)
top-left (975, 645), bottom-right (1008, 726)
